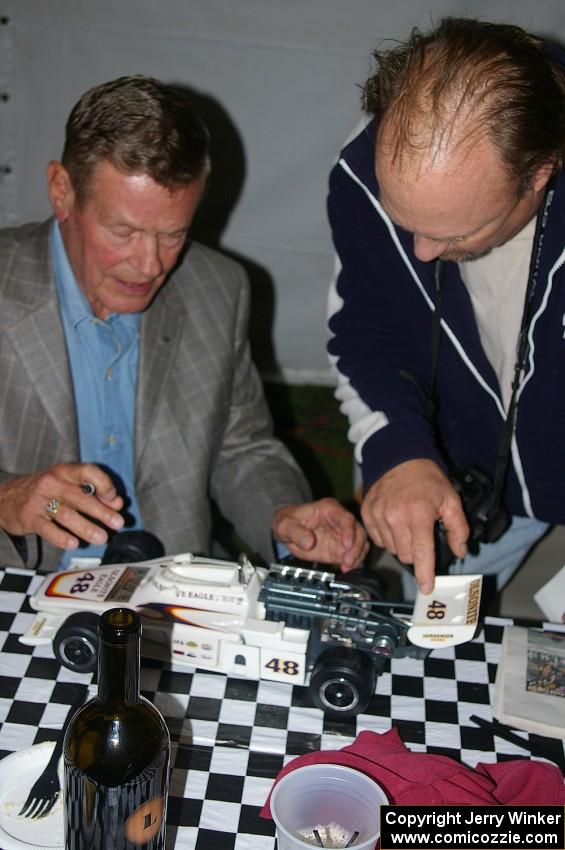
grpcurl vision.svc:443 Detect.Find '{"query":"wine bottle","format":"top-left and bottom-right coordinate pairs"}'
top-left (63, 608), bottom-right (170, 849)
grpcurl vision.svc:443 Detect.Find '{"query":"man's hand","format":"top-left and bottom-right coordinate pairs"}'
top-left (271, 497), bottom-right (369, 571)
top-left (0, 463), bottom-right (125, 551)
top-left (361, 459), bottom-right (469, 594)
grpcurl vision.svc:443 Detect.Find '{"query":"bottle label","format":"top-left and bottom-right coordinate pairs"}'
top-left (124, 795), bottom-right (165, 844)
top-left (64, 759), bottom-right (168, 849)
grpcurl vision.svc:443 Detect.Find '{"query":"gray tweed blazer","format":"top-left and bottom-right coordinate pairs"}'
top-left (0, 219), bottom-right (310, 570)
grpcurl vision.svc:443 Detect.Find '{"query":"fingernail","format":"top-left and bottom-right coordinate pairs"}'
top-left (91, 529), bottom-right (107, 545)
top-left (109, 514), bottom-right (125, 530)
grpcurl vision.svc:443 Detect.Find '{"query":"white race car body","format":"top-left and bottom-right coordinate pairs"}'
top-left (22, 554), bottom-right (311, 686)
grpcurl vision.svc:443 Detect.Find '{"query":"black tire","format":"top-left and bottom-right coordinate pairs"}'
top-left (54, 611), bottom-right (100, 673)
top-left (309, 646), bottom-right (377, 719)
top-left (101, 530), bottom-right (165, 565)
top-left (342, 568), bottom-right (388, 602)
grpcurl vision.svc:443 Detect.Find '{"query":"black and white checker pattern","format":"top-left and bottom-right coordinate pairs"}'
top-left (0, 568), bottom-right (563, 850)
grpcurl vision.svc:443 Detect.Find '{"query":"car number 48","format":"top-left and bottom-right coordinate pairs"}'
top-left (265, 657), bottom-right (300, 675)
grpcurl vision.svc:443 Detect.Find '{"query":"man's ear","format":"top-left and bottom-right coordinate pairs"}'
top-left (46, 161), bottom-right (75, 222)
top-left (532, 159), bottom-right (556, 193)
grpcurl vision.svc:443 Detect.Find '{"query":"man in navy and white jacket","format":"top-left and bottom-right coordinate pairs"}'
top-left (328, 18), bottom-right (565, 596)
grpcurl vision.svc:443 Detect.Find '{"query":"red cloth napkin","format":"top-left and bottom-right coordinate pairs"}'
top-left (260, 728), bottom-right (564, 817)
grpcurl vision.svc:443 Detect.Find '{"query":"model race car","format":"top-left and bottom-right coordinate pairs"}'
top-left (20, 549), bottom-right (482, 719)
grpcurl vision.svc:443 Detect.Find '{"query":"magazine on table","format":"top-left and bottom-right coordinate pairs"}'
top-left (493, 625), bottom-right (565, 739)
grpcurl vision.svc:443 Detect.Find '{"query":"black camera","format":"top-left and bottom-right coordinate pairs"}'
top-left (434, 466), bottom-right (510, 574)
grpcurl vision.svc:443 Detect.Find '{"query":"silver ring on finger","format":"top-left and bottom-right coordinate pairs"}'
top-left (45, 498), bottom-right (61, 521)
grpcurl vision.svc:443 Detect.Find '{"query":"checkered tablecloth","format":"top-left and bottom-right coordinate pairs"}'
top-left (1, 567), bottom-right (563, 850)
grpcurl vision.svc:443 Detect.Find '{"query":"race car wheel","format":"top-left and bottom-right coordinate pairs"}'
top-left (54, 611), bottom-right (100, 673)
top-left (101, 530), bottom-right (165, 564)
top-left (309, 646), bottom-right (377, 719)
top-left (343, 568), bottom-right (388, 602)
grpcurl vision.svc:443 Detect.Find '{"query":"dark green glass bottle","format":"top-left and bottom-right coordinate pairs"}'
top-left (63, 608), bottom-right (170, 849)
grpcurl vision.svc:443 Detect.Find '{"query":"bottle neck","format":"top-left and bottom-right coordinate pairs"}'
top-left (97, 632), bottom-right (140, 704)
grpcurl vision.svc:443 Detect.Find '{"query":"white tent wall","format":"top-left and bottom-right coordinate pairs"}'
top-left (1, 1), bottom-right (563, 382)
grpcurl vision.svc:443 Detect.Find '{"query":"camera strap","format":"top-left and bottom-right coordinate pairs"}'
top-left (429, 182), bottom-right (554, 524)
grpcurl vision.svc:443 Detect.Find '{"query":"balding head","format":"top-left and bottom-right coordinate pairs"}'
top-left (364, 17), bottom-right (565, 194)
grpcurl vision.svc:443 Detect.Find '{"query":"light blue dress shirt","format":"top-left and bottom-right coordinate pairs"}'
top-left (51, 221), bottom-right (143, 567)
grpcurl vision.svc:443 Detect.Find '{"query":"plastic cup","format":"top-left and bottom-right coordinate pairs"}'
top-left (270, 763), bottom-right (388, 850)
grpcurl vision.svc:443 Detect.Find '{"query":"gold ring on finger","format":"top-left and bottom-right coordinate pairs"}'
top-left (45, 498), bottom-right (61, 520)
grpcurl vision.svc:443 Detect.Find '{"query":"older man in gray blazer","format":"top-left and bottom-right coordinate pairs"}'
top-left (0, 76), bottom-right (367, 572)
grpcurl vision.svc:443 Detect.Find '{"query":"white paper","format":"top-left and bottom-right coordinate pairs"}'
top-left (534, 565), bottom-right (565, 623)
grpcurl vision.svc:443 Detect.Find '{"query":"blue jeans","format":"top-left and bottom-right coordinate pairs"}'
top-left (401, 515), bottom-right (549, 600)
